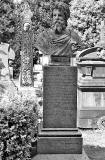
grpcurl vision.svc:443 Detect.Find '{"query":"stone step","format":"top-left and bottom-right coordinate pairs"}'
top-left (31, 150), bottom-right (90, 160)
top-left (37, 136), bottom-right (83, 154)
top-left (39, 129), bottom-right (82, 137)
top-left (38, 128), bottom-right (82, 154)
top-left (41, 128), bottom-right (78, 131)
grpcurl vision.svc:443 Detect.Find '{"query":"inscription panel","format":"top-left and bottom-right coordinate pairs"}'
top-left (43, 66), bottom-right (77, 128)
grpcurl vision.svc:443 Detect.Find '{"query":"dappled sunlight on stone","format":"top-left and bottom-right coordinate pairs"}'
top-left (81, 129), bottom-right (105, 147)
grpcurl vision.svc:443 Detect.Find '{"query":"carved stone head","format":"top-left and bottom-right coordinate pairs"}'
top-left (51, 2), bottom-right (70, 34)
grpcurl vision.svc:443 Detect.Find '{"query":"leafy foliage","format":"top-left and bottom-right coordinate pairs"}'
top-left (0, 0), bottom-right (104, 77)
top-left (69, 0), bottom-right (103, 47)
top-left (0, 88), bottom-right (38, 160)
top-left (11, 0), bottom-right (71, 52)
top-left (0, 0), bottom-right (15, 43)
top-left (0, 0), bottom-right (104, 49)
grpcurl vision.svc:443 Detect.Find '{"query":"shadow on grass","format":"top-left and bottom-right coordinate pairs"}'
top-left (84, 145), bottom-right (105, 160)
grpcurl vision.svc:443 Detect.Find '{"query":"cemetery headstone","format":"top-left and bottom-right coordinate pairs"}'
top-left (35, 1), bottom-right (83, 156)
top-left (37, 55), bottom-right (83, 154)
top-left (77, 47), bottom-right (105, 128)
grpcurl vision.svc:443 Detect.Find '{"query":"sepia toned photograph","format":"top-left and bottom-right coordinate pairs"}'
top-left (0, 0), bottom-right (105, 159)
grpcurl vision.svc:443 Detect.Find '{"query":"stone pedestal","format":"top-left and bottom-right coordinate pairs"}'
top-left (37, 65), bottom-right (82, 154)
top-left (32, 150), bottom-right (90, 160)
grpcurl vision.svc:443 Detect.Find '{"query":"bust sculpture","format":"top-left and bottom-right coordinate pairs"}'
top-left (36, 1), bottom-right (82, 58)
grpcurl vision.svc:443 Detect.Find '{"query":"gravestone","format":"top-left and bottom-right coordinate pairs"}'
top-left (37, 56), bottom-right (83, 154)
top-left (43, 66), bottom-right (77, 128)
top-left (77, 47), bottom-right (105, 128)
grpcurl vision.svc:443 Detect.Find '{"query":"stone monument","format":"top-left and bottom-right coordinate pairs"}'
top-left (37, 63), bottom-right (83, 154)
top-left (77, 47), bottom-right (105, 128)
top-left (36, 1), bottom-right (83, 155)
top-left (19, 1), bottom-right (34, 86)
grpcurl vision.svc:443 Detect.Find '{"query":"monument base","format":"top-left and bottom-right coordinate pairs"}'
top-left (38, 65), bottom-right (83, 154)
top-left (37, 128), bottom-right (82, 154)
top-left (32, 150), bottom-right (90, 160)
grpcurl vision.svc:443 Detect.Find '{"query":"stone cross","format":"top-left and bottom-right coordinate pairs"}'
top-left (20, 2), bottom-right (34, 86)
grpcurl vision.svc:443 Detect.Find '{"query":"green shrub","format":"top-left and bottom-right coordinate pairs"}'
top-left (0, 89), bottom-right (38, 160)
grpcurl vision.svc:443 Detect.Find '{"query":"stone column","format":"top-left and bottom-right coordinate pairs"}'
top-left (20, 2), bottom-right (34, 86)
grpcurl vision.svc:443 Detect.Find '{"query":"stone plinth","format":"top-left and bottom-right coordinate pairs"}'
top-left (32, 150), bottom-right (90, 160)
top-left (38, 128), bottom-right (82, 154)
top-left (37, 65), bottom-right (82, 154)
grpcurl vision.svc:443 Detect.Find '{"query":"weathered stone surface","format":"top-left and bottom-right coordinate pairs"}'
top-left (39, 128), bottom-right (82, 137)
top-left (78, 78), bottom-right (105, 88)
top-left (43, 66), bottom-right (77, 128)
top-left (93, 67), bottom-right (105, 78)
top-left (37, 136), bottom-right (82, 154)
top-left (32, 150), bottom-right (90, 160)
top-left (37, 66), bottom-right (83, 154)
top-left (51, 56), bottom-right (70, 65)
top-left (20, 30), bottom-right (34, 86)
top-left (78, 108), bottom-right (105, 128)
top-left (77, 47), bottom-right (105, 129)
top-left (20, 2), bottom-right (33, 87)
top-left (37, 128), bottom-right (82, 154)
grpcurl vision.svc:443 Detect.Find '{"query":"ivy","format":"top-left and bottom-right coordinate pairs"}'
top-left (0, 89), bottom-right (38, 160)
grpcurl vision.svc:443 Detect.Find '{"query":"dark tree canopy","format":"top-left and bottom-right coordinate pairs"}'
top-left (0, 0), bottom-right (15, 43)
top-left (0, 0), bottom-right (104, 78)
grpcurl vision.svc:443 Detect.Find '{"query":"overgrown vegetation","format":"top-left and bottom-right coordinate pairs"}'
top-left (0, 87), bottom-right (38, 160)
